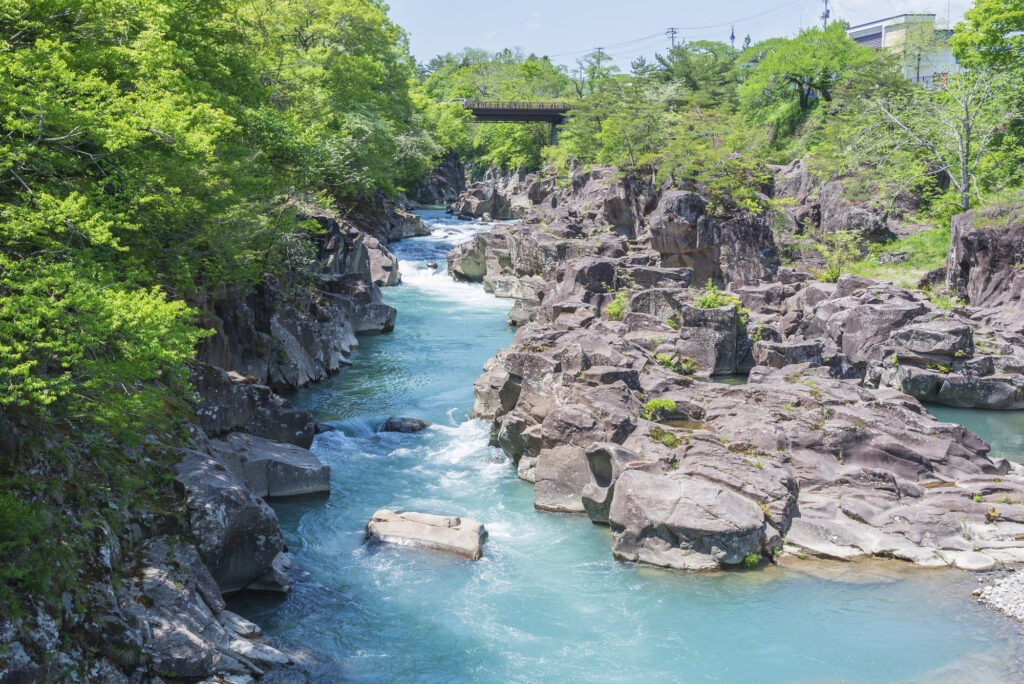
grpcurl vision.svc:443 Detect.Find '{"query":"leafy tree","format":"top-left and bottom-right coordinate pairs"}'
top-left (654, 41), bottom-right (739, 108)
top-left (855, 71), bottom-right (1018, 212)
top-left (738, 25), bottom-right (879, 139)
top-left (951, 0), bottom-right (1024, 71)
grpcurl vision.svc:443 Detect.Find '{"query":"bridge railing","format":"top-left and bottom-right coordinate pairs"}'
top-left (461, 100), bottom-right (571, 111)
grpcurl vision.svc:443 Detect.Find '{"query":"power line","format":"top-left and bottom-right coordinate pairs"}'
top-left (546, 0), bottom-right (807, 59)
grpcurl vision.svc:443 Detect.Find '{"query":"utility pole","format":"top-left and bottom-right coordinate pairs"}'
top-left (820, 0), bottom-right (830, 30)
top-left (595, 46), bottom-right (605, 62)
top-left (730, 25), bottom-right (735, 49)
top-left (666, 27), bottom-right (678, 49)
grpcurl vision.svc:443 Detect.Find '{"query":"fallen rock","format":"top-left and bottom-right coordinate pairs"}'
top-left (365, 510), bottom-right (487, 559)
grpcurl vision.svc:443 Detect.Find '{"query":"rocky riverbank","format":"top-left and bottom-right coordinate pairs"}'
top-left (450, 166), bottom-right (1024, 575)
top-left (0, 198), bottom-right (420, 682)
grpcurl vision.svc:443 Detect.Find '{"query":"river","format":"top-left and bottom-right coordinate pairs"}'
top-left (231, 210), bottom-right (1023, 682)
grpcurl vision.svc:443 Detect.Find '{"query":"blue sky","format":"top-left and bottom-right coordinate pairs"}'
top-left (386, 0), bottom-right (972, 70)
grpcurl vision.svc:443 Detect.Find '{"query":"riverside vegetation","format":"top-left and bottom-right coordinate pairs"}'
top-left (3, 0), bottom-right (1024, 680)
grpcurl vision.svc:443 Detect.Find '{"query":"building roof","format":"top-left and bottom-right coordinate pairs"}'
top-left (846, 13), bottom-right (936, 32)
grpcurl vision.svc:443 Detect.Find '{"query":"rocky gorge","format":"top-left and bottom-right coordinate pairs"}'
top-left (0, 194), bottom-right (425, 683)
top-left (450, 166), bottom-right (1024, 576)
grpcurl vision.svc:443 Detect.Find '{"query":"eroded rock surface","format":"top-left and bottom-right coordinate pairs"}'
top-left (457, 167), bottom-right (1024, 573)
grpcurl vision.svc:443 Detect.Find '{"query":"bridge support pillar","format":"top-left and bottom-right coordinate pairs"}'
top-left (549, 122), bottom-right (559, 147)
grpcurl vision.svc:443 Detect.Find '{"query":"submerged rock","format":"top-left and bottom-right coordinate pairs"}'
top-left (365, 510), bottom-right (487, 559)
top-left (381, 416), bottom-right (430, 433)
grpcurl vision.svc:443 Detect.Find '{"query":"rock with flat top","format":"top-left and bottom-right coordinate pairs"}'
top-left (365, 510), bottom-right (487, 559)
top-left (208, 432), bottom-right (330, 499)
top-left (955, 551), bottom-right (996, 572)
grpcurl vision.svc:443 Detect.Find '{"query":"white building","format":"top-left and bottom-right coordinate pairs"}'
top-left (846, 14), bottom-right (961, 86)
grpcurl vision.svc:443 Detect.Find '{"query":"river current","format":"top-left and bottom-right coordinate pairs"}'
top-left (232, 210), bottom-right (1024, 682)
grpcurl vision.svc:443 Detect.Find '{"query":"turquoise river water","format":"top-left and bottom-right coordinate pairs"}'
top-left (232, 210), bottom-right (1024, 682)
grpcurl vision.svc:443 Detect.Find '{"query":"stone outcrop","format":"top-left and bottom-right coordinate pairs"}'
top-left (190, 362), bottom-right (316, 448)
top-left (112, 538), bottom-right (293, 679)
top-left (410, 152), bottom-right (468, 205)
top-left (447, 166), bottom-right (779, 309)
top-left (769, 158), bottom-right (921, 244)
top-left (448, 167), bottom-right (536, 220)
top-left (0, 534), bottom-right (294, 683)
top-left (194, 276), bottom-right (374, 394)
top-left (459, 166), bottom-right (1024, 573)
top-left (365, 510), bottom-right (488, 559)
top-left (947, 203), bottom-right (1024, 317)
top-left (209, 432), bottom-right (331, 499)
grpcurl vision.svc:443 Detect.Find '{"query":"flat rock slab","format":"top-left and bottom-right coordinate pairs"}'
top-left (209, 432), bottom-right (330, 499)
top-left (366, 510), bottom-right (487, 559)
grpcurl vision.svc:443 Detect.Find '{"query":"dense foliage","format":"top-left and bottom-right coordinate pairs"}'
top-left (0, 0), bottom-right (435, 615)
top-left (414, 8), bottom-right (1021, 220)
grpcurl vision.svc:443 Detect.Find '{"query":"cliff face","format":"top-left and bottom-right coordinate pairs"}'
top-left (447, 166), bottom-right (780, 295)
top-left (947, 204), bottom-right (1024, 311)
top-left (409, 152), bottom-right (468, 205)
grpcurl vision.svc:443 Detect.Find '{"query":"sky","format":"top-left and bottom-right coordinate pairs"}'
top-left (386, 0), bottom-right (973, 70)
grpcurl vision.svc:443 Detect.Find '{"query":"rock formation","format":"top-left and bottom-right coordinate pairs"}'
top-left (410, 152), bottom-right (468, 205)
top-left (455, 166), bottom-right (1024, 573)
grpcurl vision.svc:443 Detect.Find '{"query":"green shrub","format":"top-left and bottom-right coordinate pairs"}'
top-left (815, 230), bottom-right (863, 283)
top-left (741, 552), bottom-right (761, 569)
top-left (604, 291), bottom-right (629, 321)
top-left (694, 280), bottom-right (750, 327)
top-left (654, 353), bottom-right (699, 375)
top-left (642, 398), bottom-right (677, 420)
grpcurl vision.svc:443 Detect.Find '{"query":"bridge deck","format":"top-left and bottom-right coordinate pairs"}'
top-left (460, 100), bottom-right (570, 124)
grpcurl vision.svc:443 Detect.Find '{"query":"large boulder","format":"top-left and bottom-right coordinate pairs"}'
top-left (174, 451), bottom-right (285, 594)
top-left (208, 432), bottom-right (331, 499)
top-left (365, 510), bottom-right (487, 559)
top-left (818, 180), bottom-right (894, 242)
top-left (609, 470), bottom-right (767, 571)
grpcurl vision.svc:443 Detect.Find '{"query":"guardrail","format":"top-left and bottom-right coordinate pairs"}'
top-left (461, 100), bottom-right (570, 111)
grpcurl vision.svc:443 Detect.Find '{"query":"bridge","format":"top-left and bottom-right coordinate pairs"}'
top-left (458, 100), bottom-right (572, 145)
